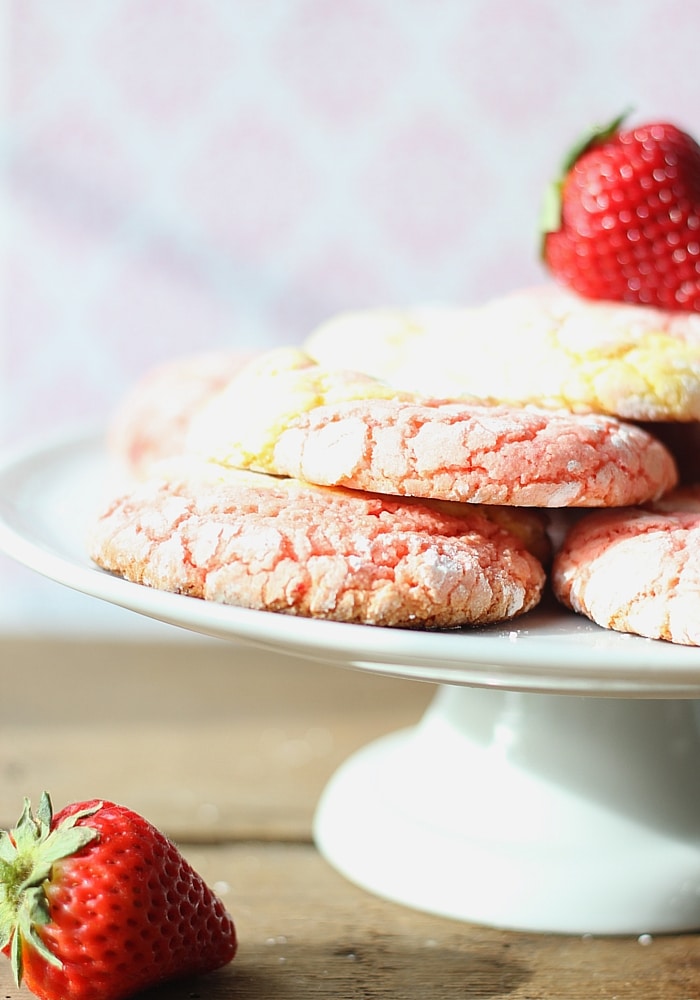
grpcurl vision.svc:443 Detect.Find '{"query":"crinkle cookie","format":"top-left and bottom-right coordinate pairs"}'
top-left (185, 348), bottom-right (677, 508)
top-left (108, 349), bottom-right (254, 476)
top-left (552, 487), bottom-right (700, 645)
top-left (89, 462), bottom-right (546, 629)
top-left (303, 285), bottom-right (700, 420)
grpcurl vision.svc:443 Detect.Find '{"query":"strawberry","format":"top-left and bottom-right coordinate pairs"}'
top-left (0, 793), bottom-right (237, 1000)
top-left (541, 112), bottom-right (700, 311)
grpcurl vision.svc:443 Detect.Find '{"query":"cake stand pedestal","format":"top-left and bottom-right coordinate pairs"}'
top-left (2, 430), bottom-right (700, 936)
top-left (314, 685), bottom-right (700, 934)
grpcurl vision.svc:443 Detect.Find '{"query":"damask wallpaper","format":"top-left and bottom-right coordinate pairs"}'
top-left (3, 0), bottom-right (698, 631)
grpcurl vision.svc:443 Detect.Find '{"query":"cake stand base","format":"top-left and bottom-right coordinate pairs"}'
top-left (313, 684), bottom-right (700, 935)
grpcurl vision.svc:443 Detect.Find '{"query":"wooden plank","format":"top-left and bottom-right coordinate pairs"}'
top-left (1, 640), bottom-right (699, 998)
top-left (1, 841), bottom-right (698, 999)
top-left (0, 639), bottom-right (434, 840)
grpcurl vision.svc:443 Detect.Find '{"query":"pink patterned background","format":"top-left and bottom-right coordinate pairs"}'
top-left (3, 0), bottom-right (700, 632)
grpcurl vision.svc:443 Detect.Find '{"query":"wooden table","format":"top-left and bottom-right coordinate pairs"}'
top-left (1, 637), bottom-right (700, 999)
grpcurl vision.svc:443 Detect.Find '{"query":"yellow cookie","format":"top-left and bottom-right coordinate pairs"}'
top-left (303, 286), bottom-right (700, 420)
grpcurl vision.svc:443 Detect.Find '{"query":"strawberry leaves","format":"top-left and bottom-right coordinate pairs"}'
top-left (0, 793), bottom-right (100, 986)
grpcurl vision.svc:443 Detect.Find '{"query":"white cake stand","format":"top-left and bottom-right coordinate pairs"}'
top-left (2, 430), bottom-right (700, 936)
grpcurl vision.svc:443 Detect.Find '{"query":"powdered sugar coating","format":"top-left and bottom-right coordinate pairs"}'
top-left (184, 349), bottom-right (677, 508)
top-left (552, 486), bottom-right (700, 645)
top-left (268, 399), bottom-right (676, 507)
top-left (304, 286), bottom-right (700, 419)
top-left (89, 463), bottom-right (545, 628)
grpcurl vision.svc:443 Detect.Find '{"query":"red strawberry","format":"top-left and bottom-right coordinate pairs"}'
top-left (541, 112), bottom-right (700, 311)
top-left (0, 793), bottom-right (237, 1000)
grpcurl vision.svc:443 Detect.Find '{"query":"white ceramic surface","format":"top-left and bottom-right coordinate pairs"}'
top-left (3, 429), bottom-right (700, 934)
top-left (315, 686), bottom-right (700, 934)
top-left (1, 429), bottom-right (700, 696)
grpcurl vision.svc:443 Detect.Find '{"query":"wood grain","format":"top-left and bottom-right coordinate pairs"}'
top-left (1, 638), bottom-right (699, 998)
top-left (0, 638), bottom-right (433, 838)
top-left (2, 840), bottom-right (699, 999)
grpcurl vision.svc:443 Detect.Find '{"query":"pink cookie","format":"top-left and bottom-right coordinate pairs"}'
top-left (552, 486), bottom-right (700, 645)
top-left (267, 399), bottom-right (677, 508)
top-left (89, 463), bottom-right (546, 629)
top-left (108, 350), bottom-right (254, 476)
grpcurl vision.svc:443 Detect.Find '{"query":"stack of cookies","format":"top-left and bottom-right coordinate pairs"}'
top-left (90, 114), bottom-right (700, 645)
top-left (91, 342), bottom-right (677, 634)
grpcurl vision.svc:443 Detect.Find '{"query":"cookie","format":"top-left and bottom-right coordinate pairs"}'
top-left (89, 461), bottom-right (546, 629)
top-left (425, 500), bottom-right (553, 566)
top-left (552, 487), bottom-right (700, 645)
top-left (185, 348), bottom-right (678, 508)
top-left (108, 349), bottom-right (254, 476)
top-left (303, 285), bottom-right (700, 420)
